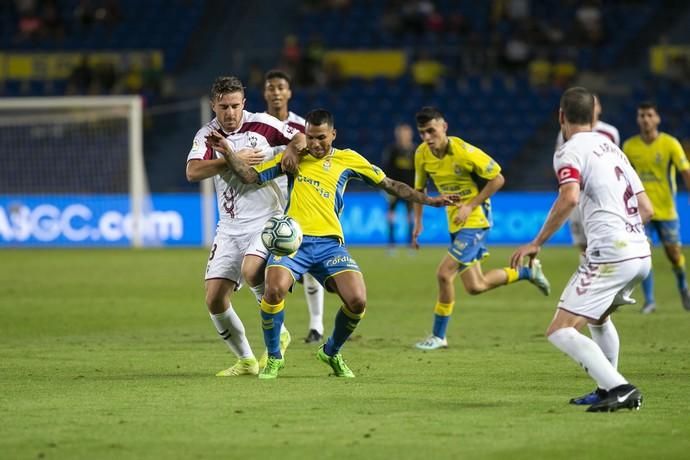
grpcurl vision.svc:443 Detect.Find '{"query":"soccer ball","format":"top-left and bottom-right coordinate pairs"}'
top-left (261, 215), bottom-right (303, 256)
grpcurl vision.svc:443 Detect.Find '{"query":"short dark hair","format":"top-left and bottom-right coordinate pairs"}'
top-left (305, 108), bottom-right (334, 127)
top-left (637, 101), bottom-right (658, 112)
top-left (560, 87), bottom-right (594, 125)
top-left (264, 69), bottom-right (292, 86)
top-left (210, 76), bottom-right (244, 101)
top-left (415, 106), bottom-right (445, 125)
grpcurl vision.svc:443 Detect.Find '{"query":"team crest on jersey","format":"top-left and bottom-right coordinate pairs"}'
top-left (323, 159), bottom-right (331, 171)
top-left (454, 164), bottom-right (463, 175)
top-left (655, 152), bottom-right (662, 164)
top-left (248, 134), bottom-right (258, 148)
top-left (286, 126), bottom-right (296, 135)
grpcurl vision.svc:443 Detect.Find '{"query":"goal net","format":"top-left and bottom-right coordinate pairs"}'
top-left (0, 96), bottom-right (154, 247)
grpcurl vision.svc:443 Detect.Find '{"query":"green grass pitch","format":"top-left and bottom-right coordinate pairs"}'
top-left (2, 246), bottom-right (690, 459)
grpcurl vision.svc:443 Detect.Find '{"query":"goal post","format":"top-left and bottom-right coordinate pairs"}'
top-left (0, 95), bottom-right (152, 247)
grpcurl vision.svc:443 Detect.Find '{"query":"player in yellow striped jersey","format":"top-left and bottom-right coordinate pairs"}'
top-left (622, 101), bottom-right (690, 313)
top-left (206, 108), bottom-right (457, 378)
top-left (412, 107), bottom-right (552, 350)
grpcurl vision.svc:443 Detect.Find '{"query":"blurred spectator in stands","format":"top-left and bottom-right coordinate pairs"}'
top-left (301, 34), bottom-right (326, 87)
top-left (323, 58), bottom-right (344, 89)
top-left (66, 55), bottom-right (93, 95)
top-left (400, 0), bottom-right (435, 36)
top-left (42, 0), bottom-right (65, 41)
top-left (551, 50), bottom-right (577, 88)
top-left (122, 63), bottom-right (143, 95)
top-left (73, 0), bottom-right (95, 30)
top-left (381, 1), bottom-right (403, 37)
top-left (411, 50), bottom-right (445, 91)
top-left (280, 34), bottom-right (301, 79)
top-left (528, 52), bottom-right (551, 87)
top-left (142, 55), bottom-right (163, 99)
top-left (14, 0), bottom-right (43, 43)
top-left (94, 0), bottom-right (122, 31)
top-left (575, 0), bottom-right (604, 46)
top-left (91, 59), bottom-right (117, 94)
top-left (382, 123), bottom-right (416, 252)
top-left (247, 62), bottom-right (264, 90)
top-left (500, 24), bottom-right (531, 72)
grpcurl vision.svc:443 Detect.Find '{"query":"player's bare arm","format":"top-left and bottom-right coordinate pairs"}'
top-left (455, 174), bottom-right (505, 225)
top-left (636, 191), bottom-right (654, 223)
top-left (280, 133), bottom-right (307, 174)
top-left (510, 182), bottom-right (579, 268)
top-left (186, 158), bottom-right (228, 182)
top-left (412, 191), bottom-right (426, 249)
top-left (205, 130), bottom-right (260, 184)
top-left (379, 177), bottom-right (457, 207)
top-left (681, 169), bottom-right (690, 204)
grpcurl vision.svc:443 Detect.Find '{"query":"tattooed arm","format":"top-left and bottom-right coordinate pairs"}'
top-left (205, 130), bottom-right (260, 184)
top-left (378, 177), bottom-right (456, 207)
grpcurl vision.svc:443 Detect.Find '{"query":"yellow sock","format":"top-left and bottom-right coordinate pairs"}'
top-left (434, 301), bottom-right (454, 316)
top-left (504, 267), bottom-right (519, 284)
top-left (260, 298), bottom-right (285, 314)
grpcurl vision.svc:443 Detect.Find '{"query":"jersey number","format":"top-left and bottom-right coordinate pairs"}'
top-left (614, 166), bottom-right (638, 216)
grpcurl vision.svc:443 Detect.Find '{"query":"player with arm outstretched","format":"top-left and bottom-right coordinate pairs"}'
top-left (207, 108), bottom-right (456, 379)
top-left (412, 107), bottom-right (551, 351)
top-left (511, 87), bottom-right (654, 412)
top-left (263, 69), bottom-right (326, 344)
top-left (185, 76), bottom-right (305, 377)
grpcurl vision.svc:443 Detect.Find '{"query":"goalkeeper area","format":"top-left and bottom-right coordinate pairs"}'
top-left (2, 247), bottom-right (689, 459)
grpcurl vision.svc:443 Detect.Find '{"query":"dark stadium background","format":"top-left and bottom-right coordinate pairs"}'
top-left (2, 0), bottom-right (689, 193)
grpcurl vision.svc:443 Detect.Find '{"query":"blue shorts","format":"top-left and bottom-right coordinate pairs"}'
top-left (646, 219), bottom-right (681, 245)
top-left (266, 236), bottom-right (361, 290)
top-left (448, 228), bottom-right (490, 272)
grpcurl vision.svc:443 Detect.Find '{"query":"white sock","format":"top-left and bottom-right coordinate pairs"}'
top-left (249, 283), bottom-right (264, 304)
top-left (303, 273), bottom-right (324, 334)
top-left (588, 320), bottom-right (619, 369)
top-left (548, 327), bottom-right (627, 391)
top-left (210, 305), bottom-right (254, 359)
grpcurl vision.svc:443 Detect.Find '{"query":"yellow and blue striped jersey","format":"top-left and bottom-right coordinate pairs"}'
top-left (254, 148), bottom-right (386, 241)
top-left (623, 132), bottom-right (690, 220)
top-left (414, 136), bottom-right (501, 232)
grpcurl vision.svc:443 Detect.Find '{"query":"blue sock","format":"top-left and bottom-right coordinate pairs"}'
top-left (518, 266), bottom-right (531, 280)
top-left (260, 300), bottom-right (285, 358)
top-left (642, 271), bottom-right (655, 305)
top-left (324, 306), bottom-right (363, 356)
top-left (433, 314), bottom-right (450, 339)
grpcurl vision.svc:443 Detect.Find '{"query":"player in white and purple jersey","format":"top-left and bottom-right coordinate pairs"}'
top-left (511, 87), bottom-right (654, 412)
top-left (555, 95), bottom-right (620, 257)
top-left (186, 76), bottom-right (305, 377)
top-left (263, 69), bottom-right (326, 344)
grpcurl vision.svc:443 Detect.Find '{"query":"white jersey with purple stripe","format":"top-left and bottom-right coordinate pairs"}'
top-left (554, 132), bottom-right (650, 263)
top-left (187, 111), bottom-right (299, 234)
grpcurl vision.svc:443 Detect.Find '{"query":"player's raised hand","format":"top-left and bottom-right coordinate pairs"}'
top-left (509, 243), bottom-right (541, 269)
top-left (235, 148), bottom-right (264, 166)
top-left (205, 130), bottom-right (230, 154)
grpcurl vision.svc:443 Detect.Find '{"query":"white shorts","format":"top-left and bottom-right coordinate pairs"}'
top-left (205, 229), bottom-right (268, 285)
top-left (558, 256), bottom-right (651, 320)
top-left (568, 207), bottom-right (586, 247)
